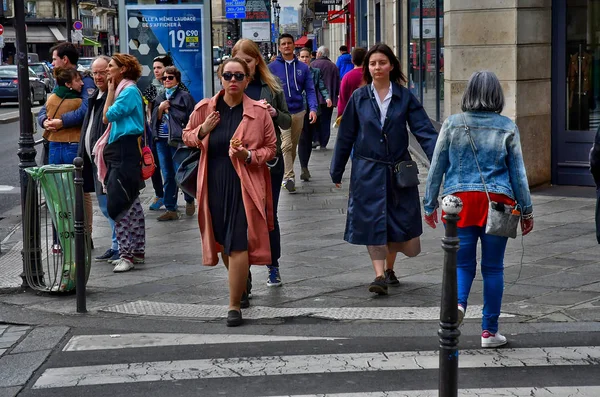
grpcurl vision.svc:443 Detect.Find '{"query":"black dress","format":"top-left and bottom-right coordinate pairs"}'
top-left (207, 97), bottom-right (248, 254)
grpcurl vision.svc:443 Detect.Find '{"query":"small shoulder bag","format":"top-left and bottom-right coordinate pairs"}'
top-left (461, 114), bottom-right (520, 238)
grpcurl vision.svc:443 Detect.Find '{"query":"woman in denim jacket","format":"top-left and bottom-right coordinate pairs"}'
top-left (423, 71), bottom-right (534, 348)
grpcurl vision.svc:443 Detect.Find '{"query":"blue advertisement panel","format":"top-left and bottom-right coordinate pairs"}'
top-left (125, 6), bottom-right (211, 102)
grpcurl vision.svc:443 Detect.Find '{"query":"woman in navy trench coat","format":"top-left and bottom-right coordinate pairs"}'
top-left (330, 44), bottom-right (438, 295)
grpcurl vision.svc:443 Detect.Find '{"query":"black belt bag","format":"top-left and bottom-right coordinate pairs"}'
top-left (357, 155), bottom-right (420, 189)
top-left (393, 160), bottom-right (420, 188)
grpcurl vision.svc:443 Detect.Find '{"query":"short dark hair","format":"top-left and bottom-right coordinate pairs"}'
top-left (163, 66), bottom-right (181, 83)
top-left (363, 44), bottom-right (406, 85)
top-left (351, 47), bottom-right (367, 67)
top-left (53, 66), bottom-right (79, 86)
top-left (153, 55), bottom-right (173, 67)
top-left (299, 47), bottom-right (311, 56)
top-left (311, 51), bottom-right (317, 57)
top-left (278, 33), bottom-right (294, 45)
top-left (461, 70), bottom-right (505, 113)
top-left (50, 42), bottom-right (79, 65)
top-left (339, 45), bottom-right (348, 53)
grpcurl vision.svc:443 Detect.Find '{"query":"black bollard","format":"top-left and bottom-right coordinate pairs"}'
top-left (73, 157), bottom-right (87, 313)
top-left (15, 0), bottom-right (44, 287)
top-left (438, 195), bottom-right (463, 397)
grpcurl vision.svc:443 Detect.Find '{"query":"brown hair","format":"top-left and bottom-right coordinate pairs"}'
top-left (163, 66), bottom-right (181, 83)
top-left (111, 53), bottom-right (143, 81)
top-left (53, 67), bottom-right (80, 86)
top-left (217, 57), bottom-right (250, 78)
top-left (363, 44), bottom-right (406, 85)
top-left (232, 39), bottom-right (281, 94)
top-left (299, 47), bottom-right (312, 56)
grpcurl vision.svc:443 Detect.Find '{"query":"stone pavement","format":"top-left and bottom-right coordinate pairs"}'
top-left (0, 129), bottom-right (599, 326)
top-left (0, 324), bottom-right (69, 397)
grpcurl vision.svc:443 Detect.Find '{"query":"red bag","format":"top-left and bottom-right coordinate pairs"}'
top-left (141, 145), bottom-right (155, 180)
top-left (140, 122), bottom-right (156, 180)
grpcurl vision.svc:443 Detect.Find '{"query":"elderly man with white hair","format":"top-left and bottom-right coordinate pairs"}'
top-left (310, 46), bottom-right (340, 150)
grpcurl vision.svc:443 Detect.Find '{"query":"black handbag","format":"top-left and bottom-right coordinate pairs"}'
top-left (174, 147), bottom-right (200, 198)
top-left (393, 160), bottom-right (420, 188)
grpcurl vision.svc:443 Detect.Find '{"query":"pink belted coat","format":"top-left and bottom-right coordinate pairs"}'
top-left (182, 91), bottom-right (277, 266)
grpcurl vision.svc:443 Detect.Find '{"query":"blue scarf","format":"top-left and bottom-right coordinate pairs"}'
top-left (165, 86), bottom-right (177, 100)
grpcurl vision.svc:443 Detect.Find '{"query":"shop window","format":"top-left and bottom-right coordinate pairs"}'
top-left (407, 0), bottom-right (443, 121)
top-left (566, 0), bottom-right (599, 132)
top-left (25, 1), bottom-right (36, 18)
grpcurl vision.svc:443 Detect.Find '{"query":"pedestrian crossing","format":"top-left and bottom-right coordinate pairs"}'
top-left (23, 332), bottom-right (600, 396)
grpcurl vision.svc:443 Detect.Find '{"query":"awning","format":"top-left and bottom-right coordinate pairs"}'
top-left (295, 36), bottom-right (309, 47)
top-left (0, 25), bottom-right (67, 43)
top-left (82, 37), bottom-right (101, 46)
top-left (49, 25), bottom-right (66, 41)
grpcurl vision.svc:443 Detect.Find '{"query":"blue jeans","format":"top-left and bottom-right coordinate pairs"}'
top-left (155, 139), bottom-right (193, 211)
top-left (96, 193), bottom-right (118, 251)
top-left (456, 226), bottom-right (508, 334)
top-left (49, 141), bottom-right (78, 165)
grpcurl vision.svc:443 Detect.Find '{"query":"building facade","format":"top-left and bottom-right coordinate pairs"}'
top-left (321, 0), bottom-right (600, 187)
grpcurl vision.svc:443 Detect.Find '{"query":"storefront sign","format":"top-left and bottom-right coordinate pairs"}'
top-left (124, 6), bottom-right (212, 101)
top-left (327, 10), bottom-right (345, 23)
top-left (319, 0), bottom-right (342, 5)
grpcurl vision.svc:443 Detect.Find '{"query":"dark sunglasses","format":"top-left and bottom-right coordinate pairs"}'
top-left (161, 75), bottom-right (176, 81)
top-left (222, 72), bottom-right (246, 82)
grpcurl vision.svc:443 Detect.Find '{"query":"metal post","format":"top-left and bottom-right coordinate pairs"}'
top-left (66, 0), bottom-right (73, 42)
top-left (15, 0), bottom-right (43, 287)
top-left (438, 195), bottom-right (462, 397)
top-left (73, 157), bottom-right (87, 313)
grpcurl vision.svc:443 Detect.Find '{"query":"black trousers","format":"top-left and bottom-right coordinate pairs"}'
top-left (150, 144), bottom-right (164, 198)
top-left (298, 111), bottom-right (316, 169)
top-left (268, 154), bottom-right (284, 267)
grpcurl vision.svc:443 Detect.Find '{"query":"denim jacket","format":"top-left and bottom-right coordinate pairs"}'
top-left (423, 111), bottom-right (533, 215)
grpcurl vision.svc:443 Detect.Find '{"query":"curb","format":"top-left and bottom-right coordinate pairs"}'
top-left (0, 109), bottom-right (41, 125)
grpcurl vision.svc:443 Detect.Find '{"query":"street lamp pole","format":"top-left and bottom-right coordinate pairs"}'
top-left (15, 0), bottom-right (43, 287)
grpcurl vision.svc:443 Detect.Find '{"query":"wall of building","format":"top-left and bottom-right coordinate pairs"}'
top-left (444, 0), bottom-right (552, 186)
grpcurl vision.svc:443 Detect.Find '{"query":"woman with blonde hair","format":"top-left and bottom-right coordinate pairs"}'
top-left (232, 39), bottom-right (291, 290)
top-left (183, 58), bottom-right (277, 326)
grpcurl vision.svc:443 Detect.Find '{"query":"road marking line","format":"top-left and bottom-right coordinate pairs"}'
top-left (100, 300), bottom-right (515, 321)
top-left (0, 185), bottom-right (16, 192)
top-left (33, 346), bottom-right (600, 389)
top-left (63, 334), bottom-right (347, 351)
top-left (265, 386), bottom-right (600, 397)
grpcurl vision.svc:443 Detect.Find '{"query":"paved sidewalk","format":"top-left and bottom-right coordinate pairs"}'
top-left (0, 324), bottom-right (69, 397)
top-left (0, 129), bottom-right (599, 326)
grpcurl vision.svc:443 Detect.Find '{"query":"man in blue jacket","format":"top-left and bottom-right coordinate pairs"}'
top-left (37, 42), bottom-right (95, 137)
top-left (268, 33), bottom-right (318, 194)
top-left (336, 45), bottom-right (353, 79)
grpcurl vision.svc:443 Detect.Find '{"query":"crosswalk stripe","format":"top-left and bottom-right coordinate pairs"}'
top-left (63, 333), bottom-right (347, 351)
top-left (265, 386), bottom-right (600, 397)
top-left (100, 300), bottom-right (515, 321)
top-left (33, 346), bottom-right (600, 389)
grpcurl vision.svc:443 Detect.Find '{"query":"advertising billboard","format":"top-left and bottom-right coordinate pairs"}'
top-left (121, 2), bottom-right (213, 102)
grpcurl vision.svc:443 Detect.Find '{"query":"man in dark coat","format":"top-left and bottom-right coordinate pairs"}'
top-left (311, 46), bottom-right (340, 150)
top-left (77, 56), bottom-right (119, 262)
top-left (589, 124), bottom-right (600, 243)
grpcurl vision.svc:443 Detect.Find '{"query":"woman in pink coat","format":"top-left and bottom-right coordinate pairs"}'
top-left (183, 58), bottom-right (277, 327)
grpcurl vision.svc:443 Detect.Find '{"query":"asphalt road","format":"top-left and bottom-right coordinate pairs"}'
top-left (7, 314), bottom-right (600, 396)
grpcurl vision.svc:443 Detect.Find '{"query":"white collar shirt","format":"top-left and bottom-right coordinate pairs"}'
top-left (370, 82), bottom-right (393, 127)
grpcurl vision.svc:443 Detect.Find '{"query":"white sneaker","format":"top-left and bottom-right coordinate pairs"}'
top-left (113, 258), bottom-right (135, 273)
top-left (457, 305), bottom-right (465, 326)
top-left (481, 330), bottom-right (507, 348)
